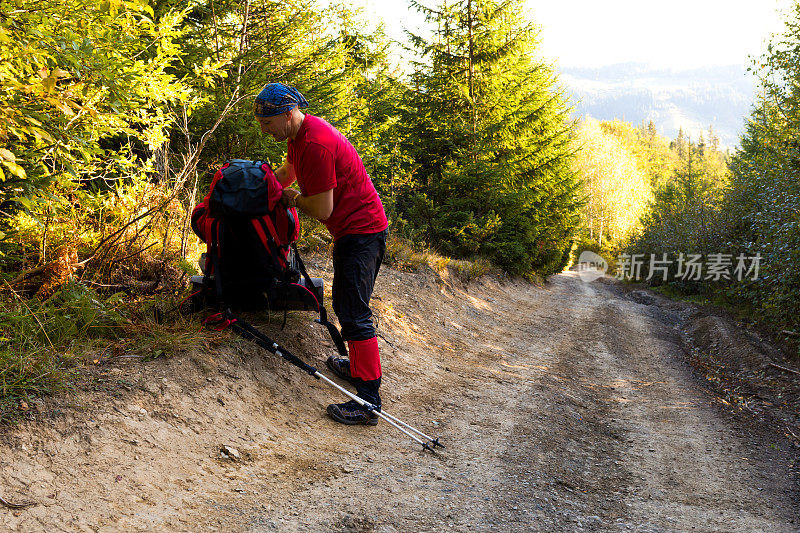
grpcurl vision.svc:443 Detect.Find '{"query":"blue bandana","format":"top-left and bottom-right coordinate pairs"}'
top-left (254, 83), bottom-right (309, 117)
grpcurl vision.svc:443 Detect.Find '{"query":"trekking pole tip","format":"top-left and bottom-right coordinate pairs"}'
top-left (431, 437), bottom-right (445, 449)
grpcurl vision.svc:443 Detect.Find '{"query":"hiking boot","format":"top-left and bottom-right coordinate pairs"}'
top-left (326, 356), bottom-right (356, 383)
top-left (326, 399), bottom-right (380, 426)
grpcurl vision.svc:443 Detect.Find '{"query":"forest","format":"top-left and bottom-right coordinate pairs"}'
top-left (1, 0), bottom-right (799, 420)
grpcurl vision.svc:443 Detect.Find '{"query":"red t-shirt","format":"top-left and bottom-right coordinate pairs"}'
top-left (287, 115), bottom-right (388, 241)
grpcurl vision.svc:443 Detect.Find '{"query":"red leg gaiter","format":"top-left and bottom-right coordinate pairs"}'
top-left (348, 337), bottom-right (382, 381)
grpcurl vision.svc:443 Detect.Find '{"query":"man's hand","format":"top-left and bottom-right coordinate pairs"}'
top-left (282, 188), bottom-right (301, 208)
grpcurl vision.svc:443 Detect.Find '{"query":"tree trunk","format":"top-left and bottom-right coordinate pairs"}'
top-left (598, 216), bottom-right (604, 248)
top-left (467, 0), bottom-right (476, 134)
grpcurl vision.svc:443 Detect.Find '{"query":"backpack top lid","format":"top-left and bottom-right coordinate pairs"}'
top-left (209, 160), bottom-right (283, 218)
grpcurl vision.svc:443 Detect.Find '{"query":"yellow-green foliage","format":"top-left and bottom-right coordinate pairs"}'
top-left (0, 0), bottom-right (193, 198)
top-left (384, 237), bottom-right (430, 272)
top-left (449, 258), bottom-right (493, 283)
top-left (574, 118), bottom-right (654, 248)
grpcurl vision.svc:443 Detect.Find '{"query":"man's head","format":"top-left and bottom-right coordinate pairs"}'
top-left (254, 83), bottom-right (308, 141)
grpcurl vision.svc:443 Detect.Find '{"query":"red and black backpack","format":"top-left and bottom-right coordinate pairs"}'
top-left (189, 159), bottom-right (347, 356)
top-left (190, 160), bottom-right (304, 309)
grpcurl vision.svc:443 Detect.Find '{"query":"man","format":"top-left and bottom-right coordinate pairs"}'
top-left (254, 82), bottom-right (388, 426)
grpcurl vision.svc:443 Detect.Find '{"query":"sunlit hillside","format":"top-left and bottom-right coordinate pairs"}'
top-left (560, 63), bottom-right (757, 149)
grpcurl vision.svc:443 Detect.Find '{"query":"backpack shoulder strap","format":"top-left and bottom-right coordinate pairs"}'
top-left (291, 242), bottom-right (348, 359)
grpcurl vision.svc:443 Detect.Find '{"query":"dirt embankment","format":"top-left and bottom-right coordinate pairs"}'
top-left (1, 258), bottom-right (798, 532)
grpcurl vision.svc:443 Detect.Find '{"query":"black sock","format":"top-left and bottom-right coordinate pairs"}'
top-left (356, 377), bottom-right (381, 407)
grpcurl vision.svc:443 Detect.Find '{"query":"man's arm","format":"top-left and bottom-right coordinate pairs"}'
top-left (274, 158), bottom-right (296, 187)
top-left (283, 188), bottom-right (334, 221)
top-left (281, 143), bottom-right (335, 220)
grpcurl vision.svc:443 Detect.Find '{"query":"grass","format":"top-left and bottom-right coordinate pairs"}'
top-left (650, 281), bottom-right (763, 322)
top-left (290, 213), bottom-right (497, 282)
top-left (0, 285), bottom-right (95, 422)
top-left (384, 236), bottom-right (494, 282)
top-left (0, 277), bottom-right (215, 423)
top-left (449, 257), bottom-right (493, 283)
top-left (650, 283), bottom-right (714, 305)
top-left (0, 345), bottom-right (77, 421)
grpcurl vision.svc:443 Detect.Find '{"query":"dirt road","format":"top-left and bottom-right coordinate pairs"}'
top-left (1, 264), bottom-right (798, 531)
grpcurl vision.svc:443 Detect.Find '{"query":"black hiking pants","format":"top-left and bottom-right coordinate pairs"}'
top-left (332, 229), bottom-right (387, 341)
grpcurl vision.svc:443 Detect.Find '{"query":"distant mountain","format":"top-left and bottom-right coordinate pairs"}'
top-left (557, 63), bottom-right (759, 149)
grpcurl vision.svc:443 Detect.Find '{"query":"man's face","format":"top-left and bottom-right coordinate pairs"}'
top-left (256, 110), bottom-right (292, 141)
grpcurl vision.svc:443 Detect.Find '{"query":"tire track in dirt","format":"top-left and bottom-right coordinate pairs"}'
top-left (493, 273), bottom-right (799, 531)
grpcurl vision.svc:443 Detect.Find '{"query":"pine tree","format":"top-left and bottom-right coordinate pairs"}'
top-left (721, 2), bottom-right (800, 328)
top-left (647, 120), bottom-right (658, 140)
top-left (707, 124), bottom-right (720, 152)
top-left (401, 0), bottom-right (581, 275)
top-left (672, 127), bottom-right (687, 159)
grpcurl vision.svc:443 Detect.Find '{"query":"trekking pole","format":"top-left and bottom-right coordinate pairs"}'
top-left (313, 371), bottom-right (442, 452)
top-left (210, 310), bottom-right (443, 452)
top-left (369, 408), bottom-right (443, 449)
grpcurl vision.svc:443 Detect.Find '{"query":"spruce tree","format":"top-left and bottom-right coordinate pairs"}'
top-left (402, 0), bottom-right (581, 276)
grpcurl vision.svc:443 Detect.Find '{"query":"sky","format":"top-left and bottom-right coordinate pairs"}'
top-left (345, 0), bottom-right (794, 70)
